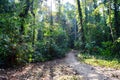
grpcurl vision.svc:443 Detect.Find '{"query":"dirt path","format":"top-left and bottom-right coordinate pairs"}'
top-left (65, 50), bottom-right (120, 80)
top-left (65, 50), bottom-right (107, 80)
top-left (0, 50), bottom-right (120, 80)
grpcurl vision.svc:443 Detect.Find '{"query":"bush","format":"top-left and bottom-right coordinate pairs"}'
top-left (100, 41), bottom-right (113, 56)
top-left (0, 33), bottom-right (34, 67)
top-left (113, 37), bottom-right (120, 57)
top-left (74, 41), bottom-right (82, 50)
top-left (34, 24), bottom-right (68, 61)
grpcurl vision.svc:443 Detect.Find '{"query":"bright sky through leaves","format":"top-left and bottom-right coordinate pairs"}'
top-left (47, 0), bottom-right (75, 11)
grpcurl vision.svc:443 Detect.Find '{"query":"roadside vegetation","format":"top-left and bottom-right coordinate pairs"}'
top-left (78, 53), bottom-right (120, 69)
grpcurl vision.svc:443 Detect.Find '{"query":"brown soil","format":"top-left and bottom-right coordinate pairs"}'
top-left (0, 50), bottom-right (120, 80)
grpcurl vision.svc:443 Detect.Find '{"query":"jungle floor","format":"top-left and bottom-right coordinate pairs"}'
top-left (0, 50), bottom-right (120, 80)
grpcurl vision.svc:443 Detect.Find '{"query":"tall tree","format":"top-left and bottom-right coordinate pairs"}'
top-left (114, 0), bottom-right (120, 38)
top-left (76, 0), bottom-right (85, 50)
top-left (19, 0), bottom-right (30, 35)
top-left (50, 0), bottom-right (53, 25)
top-left (93, 0), bottom-right (97, 22)
top-left (57, 0), bottom-right (61, 24)
top-left (84, 0), bottom-right (88, 23)
top-left (108, 0), bottom-right (115, 41)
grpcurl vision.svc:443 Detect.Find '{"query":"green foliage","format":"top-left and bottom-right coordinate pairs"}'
top-left (16, 43), bottom-right (34, 63)
top-left (34, 24), bottom-right (68, 61)
top-left (99, 41), bottom-right (113, 56)
top-left (0, 0), bottom-right (71, 68)
top-left (0, 0), bottom-right (120, 68)
top-left (113, 37), bottom-right (120, 56)
top-left (78, 53), bottom-right (120, 69)
top-left (0, 1), bottom-right (33, 67)
top-left (74, 41), bottom-right (82, 50)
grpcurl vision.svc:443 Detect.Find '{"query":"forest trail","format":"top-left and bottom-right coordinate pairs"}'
top-left (65, 50), bottom-right (120, 80)
top-left (0, 50), bottom-right (120, 80)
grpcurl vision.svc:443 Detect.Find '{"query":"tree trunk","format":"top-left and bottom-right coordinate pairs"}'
top-left (77, 0), bottom-right (85, 50)
top-left (93, 0), bottom-right (97, 22)
top-left (19, 0), bottom-right (30, 34)
top-left (108, 0), bottom-right (115, 41)
top-left (84, 0), bottom-right (88, 23)
top-left (30, 0), bottom-right (36, 46)
top-left (103, 0), bottom-right (107, 26)
top-left (114, 0), bottom-right (119, 38)
top-left (50, 0), bottom-right (53, 25)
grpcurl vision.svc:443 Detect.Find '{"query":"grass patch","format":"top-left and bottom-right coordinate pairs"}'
top-left (77, 53), bottom-right (120, 69)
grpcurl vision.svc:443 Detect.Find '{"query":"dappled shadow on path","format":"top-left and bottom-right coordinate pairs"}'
top-left (65, 50), bottom-right (110, 80)
top-left (0, 50), bottom-right (119, 80)
top-left (0, 55), bottom-right (81, 80)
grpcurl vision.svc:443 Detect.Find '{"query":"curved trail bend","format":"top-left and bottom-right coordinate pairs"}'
top-left (0, 50), bottom-right (120, 80)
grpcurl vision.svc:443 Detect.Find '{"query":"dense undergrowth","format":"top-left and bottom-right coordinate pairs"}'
top-left (76, 39), bottom-right (120, 69)
top-left (0, 23), bottom-right (69, 68)
top-left (0, 0), bottom-right (71, 68)
top-left (0, 0), bottom-right (120, 69)
top-left (77, 41), bottom-right (120, 69)
top-left (78, 53), bottom-right (120, 69)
